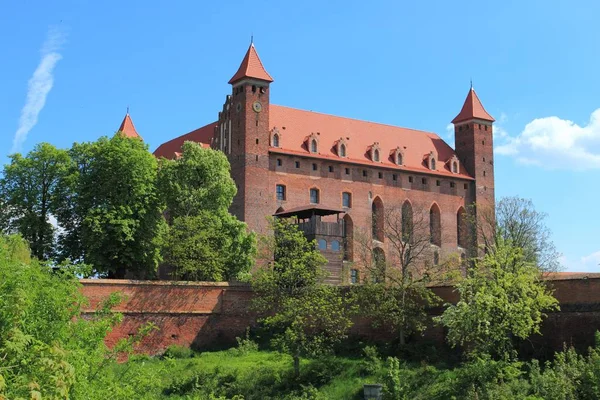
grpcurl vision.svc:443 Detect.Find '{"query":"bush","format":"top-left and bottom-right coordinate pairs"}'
top-left (163, 344), bottom-right (194, 359)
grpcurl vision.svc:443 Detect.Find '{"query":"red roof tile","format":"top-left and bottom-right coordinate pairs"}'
top-left (153, 122), bottom-right (216, 159)
top-left (270, 105), bottom-right (473, 179)
top-left (451, 88), bottom-right (494, 124)
top-left (118, 113), bottom-right (141, 139)
top-left (228, 43), bottom-right (274, 84)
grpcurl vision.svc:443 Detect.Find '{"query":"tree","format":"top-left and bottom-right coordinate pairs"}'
top-left (475, 196), bottom-right (562, 273)
top-left (162, 211), bottom-right (255, 281)
top-left (353, 202), bottom-right (457, 346)
top-left (58, 134), bottom-right (166, 278)
top-left (157, 141), bottom-right (237, 220)
top-left (252, 218), bottom-right (353, 377)
top-left (0, 143), bottom-right (74, 260)
top-left (435, 238), bottom-right (559, 357)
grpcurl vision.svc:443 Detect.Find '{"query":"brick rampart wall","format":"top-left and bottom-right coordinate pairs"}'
top-left (81, 274), bottom-right (600, 356)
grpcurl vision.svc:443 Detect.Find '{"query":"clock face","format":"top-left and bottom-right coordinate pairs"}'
top-left (252, 101), bottom-right (262, 113)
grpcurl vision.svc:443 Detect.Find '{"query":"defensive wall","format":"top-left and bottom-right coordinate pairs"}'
top-left (81, 273), bottom-right (600, 356)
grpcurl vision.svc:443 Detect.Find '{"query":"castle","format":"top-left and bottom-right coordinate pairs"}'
top-left (121, 42), bottom-right (496, 284)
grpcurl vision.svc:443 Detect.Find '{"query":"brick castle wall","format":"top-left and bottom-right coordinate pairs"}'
top-left (81, 275), bottom-right (600, 356)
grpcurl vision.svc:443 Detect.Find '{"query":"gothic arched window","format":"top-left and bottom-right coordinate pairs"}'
top-left (311, 139), bottom-right (318, 153)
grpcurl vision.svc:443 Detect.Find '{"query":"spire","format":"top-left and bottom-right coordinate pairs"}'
top-left (228, 43), bottom-right (274, 84)
top-left (452, 87), bottom-right (495, 124)
top-left (118, 112), bottom-right (142, 139)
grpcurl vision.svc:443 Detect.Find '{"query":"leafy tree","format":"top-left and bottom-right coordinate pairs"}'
top-left (475, 196), bottom-right (562, 272)
top-left (162, 211), bottom-right (255, 281)
top-left (58, 134), bottom-right (166, 278)
top-left (157, 141), bottom-right (237, 220)
top-left (353, 203), bottom-right (457, 346)
top-left (435, 238), bottom-right (559, 357)
top-left (0, 143), bottom-right (74, 260)
top-left (252, 218), bottom-right (353, 377)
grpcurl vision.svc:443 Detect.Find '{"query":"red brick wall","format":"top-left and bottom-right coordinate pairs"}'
top-left (81, 276), bottom-right (600, 356)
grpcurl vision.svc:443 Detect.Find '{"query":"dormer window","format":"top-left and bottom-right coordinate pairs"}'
top-left (449, 155), bottom-right (460, 174)
top-left (311, 139), bottom-right (318, 153)
top-left (272, 133), bottom-right (280, 147)
top-left (373, 149), bottom-right (380, 162)
top-left (452, 162), bottom-right (458, 173)
top-left (430, 158), bottom-right (436, 170)
top-left (340, 144), bottom-right (346, 157)
top-left (337, 138), bottom-right (348, 158)
top-left (271, 128), bottom-right (281, 148)
top-left (393, 147), bottom-right (404, 166)
top-left (427, 151), bottom-right (437, 171)
top-left (370, 142), bottom-right (381, 163)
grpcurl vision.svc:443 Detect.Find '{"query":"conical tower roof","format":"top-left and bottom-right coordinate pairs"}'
top-left (228, 43), bottom-right (273, 84)
top-left (452, 88), bottom-right (494, 124)
top-left (118, 113), bottom-right (141, 139)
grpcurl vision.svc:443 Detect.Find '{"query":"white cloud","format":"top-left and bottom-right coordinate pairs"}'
top-left (11, 26), bottom-right (67, 154)
top-left (561, 251), bottom-right (600, 272)
top-left (495, 109), bottom-right (600, 170)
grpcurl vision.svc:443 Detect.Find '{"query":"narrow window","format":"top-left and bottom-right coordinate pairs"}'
top-left (378, 172), bottom-right (383, 179)
top-left (433, 250), bottom-right (439, 265)
top-left (483, 157), bottom-right (486, 162)
top-left (371, 197), bottom-right (384, 242)
top-left (362, 170), bottom-right (368, 177)
top-left (318, 239), bottom-right (327, 250)
top-left (272, 134), bottom-right (280, 147)
top-left (396, 153), bottom-right (403, 165)
top-left (457, 207), bottom-right (467, 248)
top-left (430, 204), bottom-right (441, 246)
top-left (340, 144), bottom-right (346, 157)
top-left (256, 138), bottom-right (259, 144)
top-left (276, 158), bottom-right (282, 167)
top-left (252, 85), bottom-right (257, 93)
top-left (422, 178), bottom-right (427, 185)
top-left (392, 174), bottom-right (397, 181)
top-left (436, 180), bottom-right (440, 187)
top-left (452, 162), bottom-right (458, 173)
top-left (328, 166), bottom-right (334, 173)
top-left (345, 167), bottom-right (350, 175)
top-left (464, 183), bottom-right (468, 189)
top-left (311, 139), bottom-right (318, 153)
top-left (483, 171), bottom-right (486, 177)
top-left (310, 188), bottom-right (320, 204)
top-left (312, 163), bottom-right (318, 171)
top-left (402, 201), bottom-right (413, 242)
top-left (373, 149), bottom-right (380, 162)
top-left (430, 158), bottom-right (436, 170)
top-left (295, 161), bottom-right (300, 168)
top-left (342, 192), bottom-right (352, 208)
top-left (276, 184), bottom-right (286, 201)
top-left (350, 269), bottom-right (359, 284)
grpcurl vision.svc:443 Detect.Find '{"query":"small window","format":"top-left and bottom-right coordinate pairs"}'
top-left (339, 144), bottom-right (346, 157)
top-left (479, 124), bottom-right (482, 129)
top-left (311, 139), bottom-right (318, 153)
top-left (277, 158), bottom-right (282, 166)
top-left (430, 158), bottom-right (436, 170)
top-left (350, 269), bottom-right (359, 284)
top-left (373, 149), bottom-right (380, 162)
top-left (396, 153), bottom-right (403, 165)
top-left (483, 157), bottom-right (486, 162)
top-left (362, 170), bottom-right (368, 177)
top-left (464, 183), bottom-right (468, 189)
top-left (482, 140), bottom-right (485, 145)
top-left (318, 239), bottom-right (327, 250)
top-left (345, 168), bottom-right (350, 175)
top-left (378, 172), bottom-right (383, 179)
top-left (310, 188), bottom-right (320, 204)
top-left (273, 134), bottom-right (280, 147)
top-left (483, 171), bottom-right (486, 177)
top-left (342, 192), bottom-right (352, 208)
top-left (295, 161), bottom-right (300, 169)
top-left (450, 182), bottom-right (456, 188)
top-left (252, 85), bottom-right (257, 93)
top-left (409, 176), bottom-right (413, 183)
top-left (331, 240), bottom-right (340, 251)
top-left (433, 250), bottom-right (439, 266)
top-left (452, 162), bottom-right (458, 173)
top-left (328, 166), bottom-right (334, 173)
top-left (436, 180), bottom-right (440, 187)
top-left (256, 138), bottom-right (259, 144)
top-left (276, 184), bottom-right (286, 200)
top-left (422, 178), bottom-right (427, 185)
top-left (312, 163), bottom-right (318, 171)
top-left (392, 174), bottom-right (397, 181)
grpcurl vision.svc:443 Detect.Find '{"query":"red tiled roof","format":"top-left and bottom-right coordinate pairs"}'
top-left (118, 113), bottom-right (141, 139)
top-left (545, 272), bottom-right (600, 281)
top-left (228, 43), bottom-right (274, 84)
top-left (451, 88), bottom-right (495, 124)
top-left (270, 105), bottom-right (473, 179)
top-left (153, 122), bottom-right (216, 159)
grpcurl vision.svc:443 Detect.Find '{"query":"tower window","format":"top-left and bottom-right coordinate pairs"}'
top-left (295, 161), bottom-right (300, 169)
top-left (276, 185), bottom-right (286, 201)
top-left (310, 188), bottom-right (320, 204)
top-left (483, 157), bottom-right (486, 162)
top-left (277, 158), bottom-right (282, 167)
top-left (260, 87), bottom-right (266, 94)
top-left (482, 140), bottom-right (485, 145)
top-left (311, 139), bottom-right (318, 153)
top-left (483, 171), bottom-right (486, 177)
top-left (312, 163), bottom-right (318, 171)
top-left (328, 166), bottom-right (334, 173)
top-left (252, 85), bottom-right (256, 93)
top-left (485, 125), bottom-right (488, 131)
top-left (256, 139), bottom-right (259, 144)
top-left (342, 192), bottom-right (352, 208)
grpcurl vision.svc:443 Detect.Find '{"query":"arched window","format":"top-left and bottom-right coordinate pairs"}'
top-left (272, 133), bottom-right (280, 147)
top-left (340, 144), bottom-right (346, 157)
top-left (276, 184), bottom-right (286, 201)
top-left (457, 207), bottom-right (467, 248)
top-left (430, 204), bottom-right (441, 246)
top-left (311, 139), bottom-right (318, 153)
top-left (372, 197), bottom-right (384, 242)
top-left (430, 158), bottom-right (436, 170)
top-left (343, 214), bottom-right (354, 261)
top-left (372, 247), bottom-right (386, 283)
top-left (401, 200), bottom-right (413, 242)
top-left (433, 249), bottom-right (439, 265)
top-left (318, 239), bottom-right (327, 250)
top-left (331, 240), bottom-right (340, 251)
top-left (373, 149), bottom-right (380, 162)
top-left (452, 162), bottom-right (458, 173)
top-left (396, 152), bottom-right (403, 165)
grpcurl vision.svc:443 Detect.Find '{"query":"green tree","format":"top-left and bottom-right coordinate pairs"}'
top-left (435, 238), bottom-right (559, 357)
top-left (163, 211), bottom-right (256, 281)
top-left (58, 134), bottom-right (166, 278)
top-left (0, 143), bottom-right (74, 260)
top-left (157, 141), bottom-right (237, 220)
top-left (252, 218), bottom-right (353, 377)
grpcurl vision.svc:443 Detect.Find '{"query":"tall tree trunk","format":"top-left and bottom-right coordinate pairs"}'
top-left (399, 329), bottom-right (406, 346)
top-left (293, 353), bottom-right (300, 378)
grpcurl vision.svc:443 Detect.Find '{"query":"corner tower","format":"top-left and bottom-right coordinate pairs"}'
top-left (452, 87), bottom-right (495, 250)
top-left (215, 42), bottom-right (273, 233)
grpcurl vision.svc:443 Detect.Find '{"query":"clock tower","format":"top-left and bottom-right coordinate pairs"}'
top-left (214, 42), bottom-right (273, 232)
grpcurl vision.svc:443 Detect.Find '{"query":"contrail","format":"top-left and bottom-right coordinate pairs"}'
top-left (11, 26), bottom-right (66, 154)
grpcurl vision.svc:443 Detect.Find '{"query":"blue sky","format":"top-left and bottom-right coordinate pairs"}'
top-left (1, 0), bottom-right (599, 271)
